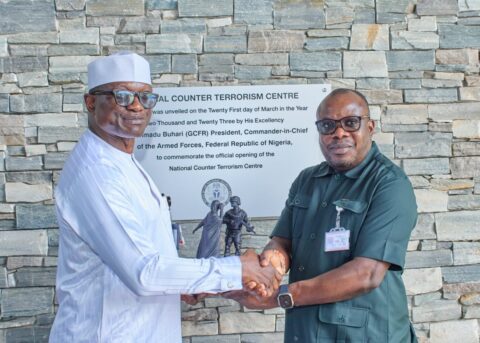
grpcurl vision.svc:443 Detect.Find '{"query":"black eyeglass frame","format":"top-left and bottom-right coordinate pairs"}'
top-left (89, 90), bottom-right (160, 109)
top-left (315, 115), bottom-right (371, 135)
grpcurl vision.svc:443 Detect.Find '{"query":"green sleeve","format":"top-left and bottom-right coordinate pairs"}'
top-left (353, 175), bottom-right (417, 271)
top-left (271, 170), bottom-right (305, 240)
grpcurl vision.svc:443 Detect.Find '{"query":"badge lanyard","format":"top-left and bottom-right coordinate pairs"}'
top-left (325, 206), bottom-right (350, 252)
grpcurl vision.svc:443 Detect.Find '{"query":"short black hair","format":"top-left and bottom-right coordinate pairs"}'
top-left (320, 88), bottom-right (370, 114)
top-left (88, 84), bottom-right (109, 94)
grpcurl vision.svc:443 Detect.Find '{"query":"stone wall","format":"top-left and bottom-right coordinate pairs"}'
top-left (0, 0), bottom-right (480, 342)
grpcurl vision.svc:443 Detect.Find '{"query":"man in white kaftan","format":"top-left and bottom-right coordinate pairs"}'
top-left (49, 52), bottom-right (281, 342)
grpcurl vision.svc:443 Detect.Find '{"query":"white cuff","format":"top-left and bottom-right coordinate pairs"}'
top-left (217, 256), bottom-right (242, 291)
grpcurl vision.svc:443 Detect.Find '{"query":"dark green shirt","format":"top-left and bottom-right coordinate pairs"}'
top-left (272, 142), bottom-right (418, 343)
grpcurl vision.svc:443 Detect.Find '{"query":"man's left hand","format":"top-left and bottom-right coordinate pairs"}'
top-left (181, 293), bottom-right (209, 305)
top-left (222, 290), bottom-right (277, 310)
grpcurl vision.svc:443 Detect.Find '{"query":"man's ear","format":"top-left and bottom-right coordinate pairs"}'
top-left (368, 119), bottom-right (375, 136)
top-left (84, 93), bottom-right (96, 113)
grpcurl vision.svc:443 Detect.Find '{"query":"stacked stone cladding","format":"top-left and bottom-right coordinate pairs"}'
top-left (1, 0), bottom-right (480, 342)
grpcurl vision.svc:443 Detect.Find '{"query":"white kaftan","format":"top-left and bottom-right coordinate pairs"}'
top-left (49, 129), bottom-right (242, 342)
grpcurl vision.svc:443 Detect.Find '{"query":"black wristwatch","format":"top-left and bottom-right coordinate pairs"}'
top-left (277, 284), bottom-right (294, 309)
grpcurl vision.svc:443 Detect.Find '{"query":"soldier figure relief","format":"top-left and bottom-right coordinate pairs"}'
top-left (223, 196), bottom-right (255, 256)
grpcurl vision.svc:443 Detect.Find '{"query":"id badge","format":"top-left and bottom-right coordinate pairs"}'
top-left (325, 205), bottom-right (350, 252)
top-left (325, 228), bottom-right (350, 252)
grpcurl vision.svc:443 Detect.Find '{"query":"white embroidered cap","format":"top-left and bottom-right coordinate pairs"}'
top-left (87, 51), bottom-right (151, 90)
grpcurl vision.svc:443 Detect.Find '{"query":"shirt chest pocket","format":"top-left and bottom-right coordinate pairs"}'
top-left (290, 194), bottom-right (311, 239)
top-left (332, 199), bottom-right (367, 239)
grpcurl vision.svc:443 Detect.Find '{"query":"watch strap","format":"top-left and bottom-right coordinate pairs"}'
top-left (279, 284), bottom-right (289, 294)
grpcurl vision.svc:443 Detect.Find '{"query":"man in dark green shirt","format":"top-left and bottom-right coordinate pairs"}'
top-left (225, 89), bottom-right (418, 342)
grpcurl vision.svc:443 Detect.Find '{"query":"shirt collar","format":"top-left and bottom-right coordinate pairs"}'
top-left (313, 162), bottom-right (333, 177)
top-left (85, 129), bottom-right (134, 161)
top-left (313, 141), bottom-right (379, 179)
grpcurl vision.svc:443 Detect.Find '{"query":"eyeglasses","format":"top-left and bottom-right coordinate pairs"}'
top-left (89, 90), bottom-right (159, 109)
top-left (315, 116), bottom-right (370, 135)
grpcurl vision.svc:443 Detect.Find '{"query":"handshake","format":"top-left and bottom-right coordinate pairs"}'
top-left (240, 248), bottom-right (286, 297)
top-left (182, 248), bottom-right (288, 309)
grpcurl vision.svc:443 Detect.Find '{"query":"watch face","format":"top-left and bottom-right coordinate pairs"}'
top-left (278, 293), bottom-right (294, 309)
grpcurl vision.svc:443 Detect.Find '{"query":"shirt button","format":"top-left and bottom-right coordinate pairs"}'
top-left (337, 315), bottom-right (345, 322)
top-left (294, 336), bottom-right (299, 341)
top-left (321, 201), bottom-right (327, 207)
top-left (310, 233), bottom-right (316, 239)
top-left (294, 199), bottom-right (300, 205)
top-left (227, 282), bottom-right (234, 288)
top-left (298, 265), bottom-right (305, 271)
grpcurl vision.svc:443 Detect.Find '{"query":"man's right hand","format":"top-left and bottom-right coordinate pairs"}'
top-left (240, 249), bottom-right (283, 298)
top-left (260, 249), bottom-right (287, 275)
